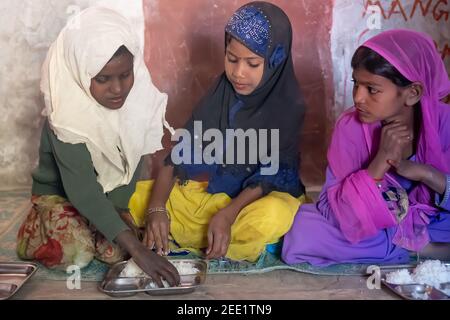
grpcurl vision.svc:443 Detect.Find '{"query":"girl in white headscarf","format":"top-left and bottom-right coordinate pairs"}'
top-left (16, 6), bottom-right (179, 287)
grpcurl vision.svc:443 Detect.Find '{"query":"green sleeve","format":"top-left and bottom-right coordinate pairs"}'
top-left (47, 127), bottom-right (130, 243)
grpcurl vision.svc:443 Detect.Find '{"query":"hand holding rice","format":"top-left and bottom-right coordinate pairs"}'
top-left (120, 259), bottom-right (200, 278)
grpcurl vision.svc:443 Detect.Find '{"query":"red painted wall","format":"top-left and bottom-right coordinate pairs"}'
top-left (143, 0), bottom-right (335, 187)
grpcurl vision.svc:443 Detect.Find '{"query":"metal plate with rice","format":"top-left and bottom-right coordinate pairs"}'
top-left (381, 279), bottom-right (449, 300)
top-left (0, 262), bottom-right (38, 300)
top-left (98, 259), bottom-right (207, 297)
top-left (371, 263), bottom-right (450, 300)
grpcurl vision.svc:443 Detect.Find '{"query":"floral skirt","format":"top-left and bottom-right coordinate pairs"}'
top-left (17, 195), bottom-right (126, 270)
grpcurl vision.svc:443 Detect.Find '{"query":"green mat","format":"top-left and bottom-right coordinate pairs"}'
top-left (0, 191), bottom-right (415, 281)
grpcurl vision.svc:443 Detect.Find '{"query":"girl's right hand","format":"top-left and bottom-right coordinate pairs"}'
top-left (378, 120), bottom-right (412, 163)
top-left (143, 210), bottom-right (170, 256)
top-left (132, 248), bottom-right (180, 288)
top-left (368, 120), bottom-right (412, 179)
top-left (115, 229), bottom-right (180, 288)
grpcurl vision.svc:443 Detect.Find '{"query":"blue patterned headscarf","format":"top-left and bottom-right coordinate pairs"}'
top-left (225, 5), bottom-right (270, 57)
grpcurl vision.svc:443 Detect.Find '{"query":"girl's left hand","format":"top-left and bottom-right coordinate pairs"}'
top-left (206, 209), bottom-right (234, 260)
top-left (388, 159), bottom-right (427, 181)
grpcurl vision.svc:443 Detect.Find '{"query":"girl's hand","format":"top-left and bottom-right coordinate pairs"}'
top-left (132, 248), bottom-right (180, 288)
top-left (206, 209), bottom-right (234, 260)
top-left (389, 161), bottom-right (447, 195)
top-left (143, 210), bottom-right (170, 256)
top-left (388, 159), bottom-right (426, 182)
top-left (378, 121), bottom-right (412, 164)
top-left (115, 230), bottom-right (180, 288)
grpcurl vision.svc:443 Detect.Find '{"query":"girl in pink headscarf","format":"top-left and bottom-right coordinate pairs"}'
top-left (282, 29), bottom-right (450, 266)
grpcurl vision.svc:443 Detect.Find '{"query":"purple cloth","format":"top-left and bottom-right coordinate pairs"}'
top-left (282, 29), bottom-right (450, 266)
top-left (282, 167), bottom-right (450, 266)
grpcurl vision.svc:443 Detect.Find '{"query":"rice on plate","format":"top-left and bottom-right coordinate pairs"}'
top-left (385, 260), bottom-right (450, 299)
top-left (119, 259), bottom-right (201, 288)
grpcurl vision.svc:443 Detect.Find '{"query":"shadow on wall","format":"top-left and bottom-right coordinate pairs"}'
top-left (143, 0), bottom-right (335, 187)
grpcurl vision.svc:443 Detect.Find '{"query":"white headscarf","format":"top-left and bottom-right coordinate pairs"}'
top-left (40, 6), bottom-right (174, 193)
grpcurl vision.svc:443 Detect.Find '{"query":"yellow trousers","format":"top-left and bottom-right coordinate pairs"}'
top-left (129, 180), bottom-right (305, 262)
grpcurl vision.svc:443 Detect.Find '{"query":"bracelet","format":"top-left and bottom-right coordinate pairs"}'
top-left (145, 207), bottom-right (170, 221)
top-left (373, 177), bottom-right (383, 189)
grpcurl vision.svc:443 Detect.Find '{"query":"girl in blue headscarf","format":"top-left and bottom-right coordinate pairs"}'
top-left (130, 1), bottom-right (307, 262)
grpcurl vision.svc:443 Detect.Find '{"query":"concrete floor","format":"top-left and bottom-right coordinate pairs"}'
top-left (1, 188), bottom-right (398, 300)
top-left (12, 271), bottom-right (398, 300)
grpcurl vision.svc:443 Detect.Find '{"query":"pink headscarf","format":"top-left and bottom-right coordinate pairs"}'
top-left (364, 29), bottom-right (450, 176)
top-left (328, 29), bottom-right (450, 251)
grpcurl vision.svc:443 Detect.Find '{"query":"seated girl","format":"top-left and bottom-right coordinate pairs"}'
top-left (282, 29), bottom-right (450, 266)
top-left (129, 1), bottom-right (307, 262)
top-left (16, 7), bottom-right (179, 287)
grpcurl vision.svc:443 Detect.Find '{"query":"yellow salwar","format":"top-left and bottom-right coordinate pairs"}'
top-left (129, 180), bottom-right (306, 262)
